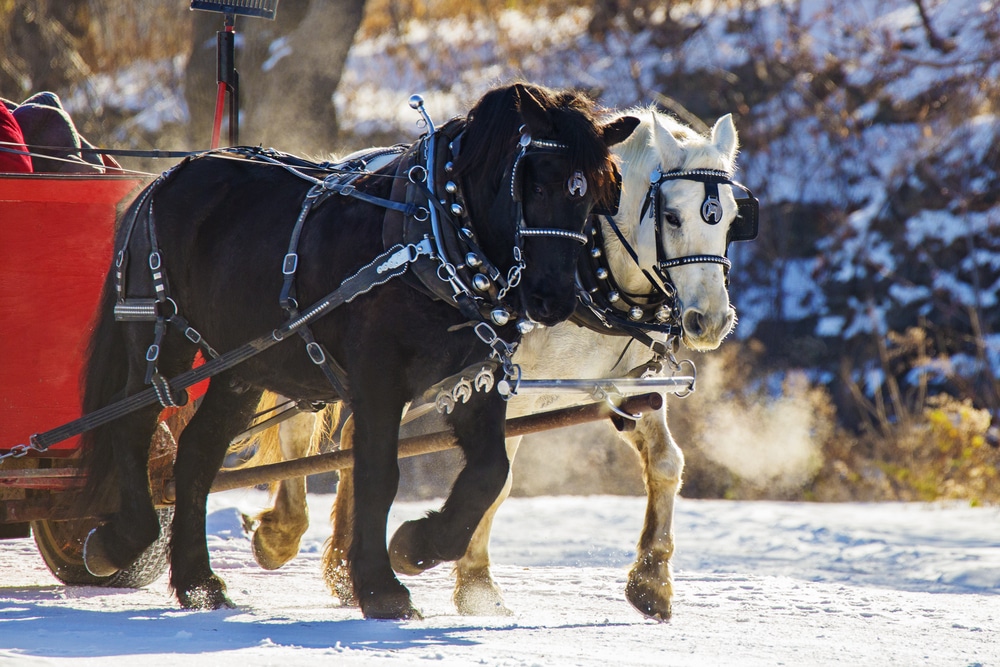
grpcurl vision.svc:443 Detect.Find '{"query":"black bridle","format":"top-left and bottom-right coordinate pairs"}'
top-left (509, 132), bottom-right (591, 245)
top-left (639, 167), bottom-right (759, 285)
top-left (576, 165), bottom-right (759, 342)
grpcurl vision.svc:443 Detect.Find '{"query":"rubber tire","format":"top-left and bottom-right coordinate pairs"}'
top-left (31, 506), bottom-right (173, 587)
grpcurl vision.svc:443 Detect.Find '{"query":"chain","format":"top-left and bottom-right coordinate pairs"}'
top-left (0, 438), bottom-right (45, 464)
top-left (474, 321), bottom-right (521, 399)
top-left (496, 246), bottom-right (525, 303)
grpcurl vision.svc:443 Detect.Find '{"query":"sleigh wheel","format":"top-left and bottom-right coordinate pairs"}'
top-left (31, 507), bottom-right (172, 588)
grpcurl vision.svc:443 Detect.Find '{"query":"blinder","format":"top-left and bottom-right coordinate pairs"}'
top-left (732, 190), bottom-right (759, 243)
top-left (509, 132), bottom-right (570, 203)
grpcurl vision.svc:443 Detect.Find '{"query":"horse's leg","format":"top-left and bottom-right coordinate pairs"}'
top-left (388, 392), bottom-right (509, 584)
top-left (82, 399), bottom-right (166, 577)
top-left (322, 412), bottom-right (356, 605)
top-left (348, 390), bottom-right (419, 620)
top-left (451, 434), bottom-right (520, 616)
top-left (251, 407), bottom-right (317, 570)
top-left (621, 406), bottom-right (682, 621)
top-left (170, 378), bottom-right (263, 609)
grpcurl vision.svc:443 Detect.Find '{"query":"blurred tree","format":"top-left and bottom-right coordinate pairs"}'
top-left (184, 0), bottom-right (366, 153)
top-left (0, 0), bottom-right (93, 102)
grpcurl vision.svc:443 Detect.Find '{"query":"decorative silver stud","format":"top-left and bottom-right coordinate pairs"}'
top-left (445, 161), bottom-right (454, 172)
top-left (491, 309), bottom-right (510, 326)
top-left (445, 181), bottom-right (458, 194)
top-left (473, 274), bottom-right (492, 292)
top-left (629, 306), bottom-right (644, 321)
top-left (516, 319), bottom-right (535, 334)
top-left (590, 247), bottom-right (602, 259)
top-left (461, 227), bottom-right (474, 238)
top-left (451, 203), bottom-right (464, 217)
top-left (655, 306), bottom-right (672, 322)
top-left (465, 253), bottom-right (482, 268)
top-left (608, 290), bottom-right (620, 303)
top-left (596, 268), bottom-right (609, 280)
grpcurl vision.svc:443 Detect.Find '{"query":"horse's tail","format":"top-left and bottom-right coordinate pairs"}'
top-left (79, 188), bottom-right (154, 514)
top-left (78, 250), bottom-right (130, 513)
top-left (228, 392), bottom-right (340, 493)
top-left (227, 392), bottom-right (287, 466)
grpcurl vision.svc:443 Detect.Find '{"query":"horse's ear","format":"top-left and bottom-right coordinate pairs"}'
top-left (601, 115), bottom-right (639, 147)
top-left (514, 83), bottom-right (555, 137)
top-left (651, 110), bottom-right (685, 167)
top-left (710, 113), bottom-right (739, 162)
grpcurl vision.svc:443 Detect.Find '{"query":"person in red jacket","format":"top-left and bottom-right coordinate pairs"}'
top-left (0, 102), bottom-right (33, 173)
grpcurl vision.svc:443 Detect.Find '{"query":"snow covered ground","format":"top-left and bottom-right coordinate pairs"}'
top-left (1, 491), bottom-right (997, 665)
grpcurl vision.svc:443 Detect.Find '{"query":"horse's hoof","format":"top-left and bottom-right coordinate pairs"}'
top-left (388, 520), bottom-right (441, 575)
top-left (625, 568), bottom-right (673, 621)
top-left (359, 590), bottom-right (423, 621)
top-left (322, 561), bottom-right (358, 607)
top-left (454, 578), bottom-right (513, 617)
top-left (251, 525), bottom-right (297, 571)
top-left (177, 576), bottom-right (235, 610)
top-left (83, 528), bottom-right (120, 578)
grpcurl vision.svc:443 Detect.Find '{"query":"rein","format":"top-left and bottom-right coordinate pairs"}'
top-left (5, 241), bottom-right (432, 460)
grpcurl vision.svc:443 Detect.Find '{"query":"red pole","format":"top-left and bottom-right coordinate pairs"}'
top-left (210, 21), bottom-right (236, 148)
top-left (210, 82), bottom-right (226, 149)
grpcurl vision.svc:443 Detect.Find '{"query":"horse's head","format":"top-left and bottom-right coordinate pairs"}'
top-left (456, 83), bottom-right (638, 327)
top-left (610, 110), bottom-right (752, 351)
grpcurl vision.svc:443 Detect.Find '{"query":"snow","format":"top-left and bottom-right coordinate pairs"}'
top-left (2, 491), bottom-right (998, 665)
top-left (14, 3), bottom-right (1000, 660)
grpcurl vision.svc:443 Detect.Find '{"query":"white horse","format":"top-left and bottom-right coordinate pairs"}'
top-left (242, 108), bottom-right (754, 621)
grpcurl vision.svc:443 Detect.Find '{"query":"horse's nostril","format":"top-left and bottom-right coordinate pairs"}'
top-left (682, 310), bottom-right (706, 337)
top-left (527, 294), bottom-right (573, 326)
top-left (529, 296), bottom-right (554, 320)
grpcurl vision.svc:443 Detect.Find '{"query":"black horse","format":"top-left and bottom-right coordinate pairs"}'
top-left (80, 82), bottom-right (637, 619)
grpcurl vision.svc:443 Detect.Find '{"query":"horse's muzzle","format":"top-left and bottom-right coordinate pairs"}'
top-left (525, 293), bottom-right (576, 327)
top-left (681, 305), bottom-right (735, 351)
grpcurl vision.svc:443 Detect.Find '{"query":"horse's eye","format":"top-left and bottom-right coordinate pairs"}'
top-left (532, 184), bottom-right (545, 197)
top-left (663, 211), bottom-right (681, 228)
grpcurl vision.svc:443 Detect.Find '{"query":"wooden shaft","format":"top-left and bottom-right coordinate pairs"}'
top-left (172, 392), bottom-right (663, 500)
